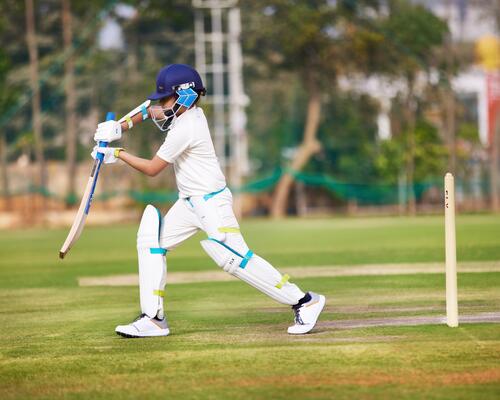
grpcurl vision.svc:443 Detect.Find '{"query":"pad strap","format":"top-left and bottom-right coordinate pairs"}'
top-left (153, 289), bottom-right (164, 297)
top-left (141, 104), bottom-right (148, 120)
top-left (207, 237), bottom-right (253, 269)
top-left (239, 250), bottom-right (254, 269)
top-left (114, 148), bottom-right (123, 158)
top-left (218, 227), bottom-right (240, 234)
top-left (275, 274), bottom-right (290, 289)
top-left (125, 115), bottom-right (133, 129)
top-left (150, 247), bottom-right (167, 255)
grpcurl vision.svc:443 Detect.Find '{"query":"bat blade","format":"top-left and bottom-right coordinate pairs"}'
top-left (59, 159), bottom-right (101, 259)
top-left (59, 111), bottom-right (114, 260)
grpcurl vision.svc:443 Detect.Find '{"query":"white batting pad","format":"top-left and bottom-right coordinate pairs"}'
top-left (200, 239), bottom-right (304, 305)
top-left (137, 205), bottom-right (167, 318)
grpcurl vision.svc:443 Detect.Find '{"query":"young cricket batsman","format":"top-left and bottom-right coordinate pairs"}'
top-left (91, 64), bottom-right (325, 337)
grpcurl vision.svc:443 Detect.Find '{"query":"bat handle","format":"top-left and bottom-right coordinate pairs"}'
top-left (97, 111), bottom-right (115, 161)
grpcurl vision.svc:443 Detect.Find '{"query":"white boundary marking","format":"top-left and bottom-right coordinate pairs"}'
top-left (78, 261), bottom-right (500, 287)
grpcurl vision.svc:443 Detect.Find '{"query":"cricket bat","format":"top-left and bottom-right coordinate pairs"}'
top-left (59, 111), bottom-right (115, 259)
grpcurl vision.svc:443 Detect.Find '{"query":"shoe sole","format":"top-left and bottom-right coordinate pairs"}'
top-left (288, 295), bottom-right (326, 335)
top-left (115, 329), bottom-right (170, 338)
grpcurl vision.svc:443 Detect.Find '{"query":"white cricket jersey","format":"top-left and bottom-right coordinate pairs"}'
top-left (156, 106), bottom-right (226, 198)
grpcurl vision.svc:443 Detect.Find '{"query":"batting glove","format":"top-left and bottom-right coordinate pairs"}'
top-left (91, 146), bottom-right (123, 164)
top-left (94, 120), bottom-right (122, 143)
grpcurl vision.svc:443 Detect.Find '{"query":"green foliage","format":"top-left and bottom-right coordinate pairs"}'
top-left (312, 93), bottom-right (380, 182)
top-left (457, 122), bottom-right (480, 144)
top-left (375, 138), bottom-right (405, 183)
top-left (244, 0), bottom-right (383, 84)
top-left (377, 1), bottom-right (448, 77)
top-left (246, 75), bottom-right (306, 172)
top-left (376, 120), bottom-right (447, 183)
top-left (412, 120), bottom-right (447, 181)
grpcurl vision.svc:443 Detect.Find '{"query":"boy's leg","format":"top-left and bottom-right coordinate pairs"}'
top-left (193, 189), bottom-right (325, 333)
top-left (116, 199), bottom-right (200, 338)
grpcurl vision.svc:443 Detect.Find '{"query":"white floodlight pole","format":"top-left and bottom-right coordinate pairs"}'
top-left (194, 9), bottom-right (207, 85)
top-left (193, 0), bottom-right (248, 199)
top-left (228, 7), bottom-right (249, 216)
top-left (211, 6), bottom-right (226, 166)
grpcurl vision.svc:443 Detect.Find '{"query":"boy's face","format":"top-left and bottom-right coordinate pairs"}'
top-left (150, 94), bottom-right (186, 132)
top-left (150, 96), bottom-right (176, 121)
top-left (159, 96), bottom-right (175, 108)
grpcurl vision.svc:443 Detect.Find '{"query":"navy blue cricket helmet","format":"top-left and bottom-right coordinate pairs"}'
top-left (148, 64), bottom-right (205, 101)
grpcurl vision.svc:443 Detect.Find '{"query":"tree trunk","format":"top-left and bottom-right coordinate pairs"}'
top-left (405, 80), bottom-right (417, 215)
top-left (25, 0), bottom-right (47, 203)
top-left (62, 0), bottom-right (77, 206)
top-left (439, 85), bottom-right (456, 174)
top-left (0, 132), bottom-right (11, 211)
top-left (444, 7), bottom-right (456, 175)
top-left (440, 2), bottom-right (456, 175)
top-left (270, 81), bottom-right (321, 218)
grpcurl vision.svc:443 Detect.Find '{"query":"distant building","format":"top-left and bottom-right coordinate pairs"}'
top-left (341, 1), bottom-right (497, 144)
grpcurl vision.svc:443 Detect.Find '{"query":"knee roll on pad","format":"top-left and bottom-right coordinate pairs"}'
top-left (137, 205), bottom-right (167, 318)
top-left (200, 239), bottom-right (304, 305)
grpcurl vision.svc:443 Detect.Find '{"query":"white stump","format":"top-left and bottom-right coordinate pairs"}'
top-left (445, 173), bottom-right (458, 327)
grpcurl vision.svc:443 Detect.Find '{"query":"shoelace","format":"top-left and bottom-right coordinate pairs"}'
top-left (293, 306), bottom-right (305, 325)
top-left (134, 313), bottom-right (147, 322)
top-left (134, 312), bottom-right (165, 323)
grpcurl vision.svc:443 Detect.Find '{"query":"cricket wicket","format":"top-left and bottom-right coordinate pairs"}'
top-left (444, 173), bottom-right (458, 327)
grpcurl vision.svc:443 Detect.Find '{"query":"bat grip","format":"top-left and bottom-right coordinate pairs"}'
top-left (96, 112), bottom-right (115, 161)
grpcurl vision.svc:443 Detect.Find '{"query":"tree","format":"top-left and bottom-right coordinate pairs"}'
top-left (244, 0), bottom-right (382, 217)
top-left (62, 0), bottom-right (77, 205)
top-left (0, 48), bottom-right (11, 209)
top-left (375, 1), bottom-right (448, 213)
top-left (25, 0), bottom-right (47, 196)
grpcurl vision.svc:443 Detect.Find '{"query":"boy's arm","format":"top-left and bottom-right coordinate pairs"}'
top-left (94, 101), bottom-right (151, 142)
top-left (117, 151), bottom-right (169, 177)
top-left (95, 100), bottom-right (169, 175)
top-left (119, 108), bottom-right (150, 133)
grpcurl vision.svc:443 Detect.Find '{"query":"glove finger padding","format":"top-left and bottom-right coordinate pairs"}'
top-left (93, 120), bottom-right (122, 143)
top-left (91, 146), bottom-right (119, 164)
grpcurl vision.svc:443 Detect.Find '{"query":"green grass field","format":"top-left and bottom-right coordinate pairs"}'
top-left (0, 215), bottom-right (499, 399)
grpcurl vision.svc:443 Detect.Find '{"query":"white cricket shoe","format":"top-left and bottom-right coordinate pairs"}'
top-left (287, 292), bottom-right (326, 335)
top-left (115, 313), bottom-right (170, 338)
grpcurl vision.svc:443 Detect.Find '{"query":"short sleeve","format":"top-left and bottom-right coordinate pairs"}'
top-left (156, 124), bottom-right (191, 163)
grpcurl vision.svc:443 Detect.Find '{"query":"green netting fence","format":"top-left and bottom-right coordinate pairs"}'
top-left (0, 168), bottom-right (455, 206)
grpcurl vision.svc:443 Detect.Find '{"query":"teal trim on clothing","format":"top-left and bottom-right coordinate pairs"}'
top-left (150, 247), bottom-right (167, 255)
top-left (208, 237), bottom-right (243, 258)
top-left (207, 238), bottom-right (253, 269)
top-left (154, 206), bottom-right (163, 246)
top-left (203, 186), bottom-right (227, 201)
top-left (141, 104), bottom-right (148, 120)
top-left (239, 250), bottom-right (254, 269)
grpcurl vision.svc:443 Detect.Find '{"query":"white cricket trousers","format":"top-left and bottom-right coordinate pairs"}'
top-left (159, 187), bottom-right (248, 253)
